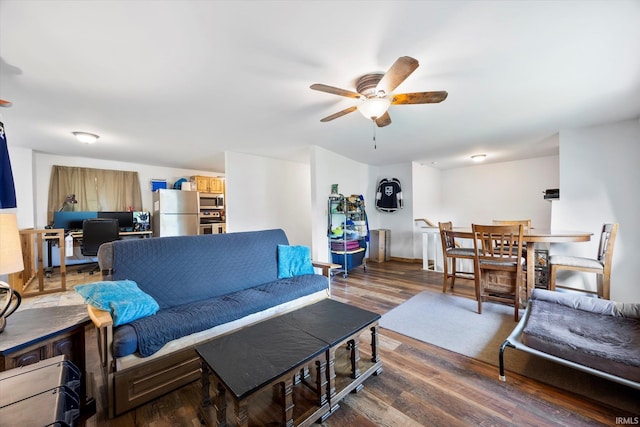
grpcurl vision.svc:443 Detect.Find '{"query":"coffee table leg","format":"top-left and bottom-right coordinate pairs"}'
top-left (314, 358), bottom-right (328, 406)
top-left (325, 347), bottom-right (339, 418)
top-left (348, 338), bottom-right (361, 379)
top-left (234, 399), bottom-right (248, 427)
top-left (279, 378), bottom-right (295, 427)
top-left (199, 362), bottom-right (219, 426)
top-left (371, 325), bottom-right (383, 375)
top-left (371, 325), bottom-right (380, 363)
top-left (215, 381), bottom-right (227, 427)
top-left (201, 362), bottom-right (212, 407)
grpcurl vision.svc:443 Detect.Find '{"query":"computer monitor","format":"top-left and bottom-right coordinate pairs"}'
top-left (53, 211), bottom-right (98, 231)
top-left (133, 211), bottom-right (151, 231)
top-left (98, 211), bottom-right (134, 231)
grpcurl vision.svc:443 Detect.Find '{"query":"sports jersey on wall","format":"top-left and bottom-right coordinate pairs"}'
top-left (375, 178), bottom-right (403, 212)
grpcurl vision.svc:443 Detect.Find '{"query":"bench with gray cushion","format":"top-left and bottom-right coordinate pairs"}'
top-left (86, 229), bottom-right (333, 417)
top-left (500, 289), bottom-right (640, 389)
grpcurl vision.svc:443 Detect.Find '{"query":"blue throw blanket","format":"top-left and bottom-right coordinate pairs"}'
top-left (122, 274), bottom-right (328, 357)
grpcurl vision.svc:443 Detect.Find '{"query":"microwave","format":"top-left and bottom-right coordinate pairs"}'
top-left (200, 195), bottom-right (224, 207)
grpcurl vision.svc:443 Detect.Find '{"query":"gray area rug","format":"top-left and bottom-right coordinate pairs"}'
top-left (380, 290), bottom-right (639, 413)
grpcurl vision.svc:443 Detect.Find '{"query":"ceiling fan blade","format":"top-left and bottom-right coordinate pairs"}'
top-left (391, 91), bottom-right (448, 105)
top-left (375, 111), bottom-right (392, 127)
top-left (320, 106), bottom-right (358, 122)
top-left (376, 56), bottom-right (419, 95)
top-left (310, 83), bottom-right (361, 99)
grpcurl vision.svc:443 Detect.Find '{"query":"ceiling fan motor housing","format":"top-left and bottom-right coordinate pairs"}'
top-left (356, 73), bottom-right (384, 98)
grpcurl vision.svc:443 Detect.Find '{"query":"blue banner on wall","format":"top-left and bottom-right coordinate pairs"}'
top-left (0, 120), bottom-right (18, 209)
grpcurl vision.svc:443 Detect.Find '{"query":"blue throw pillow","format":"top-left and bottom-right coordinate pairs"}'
top-left (75, 279), bottom-right (159, 326)
top-left (278, 244), bottom-right (315, 279)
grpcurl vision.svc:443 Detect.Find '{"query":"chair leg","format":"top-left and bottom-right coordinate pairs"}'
top-left (476, 275), bottom-right (482, 315)
top-left (442, 257), bottom-right (450, 293)
top-left (549, 264), bottom-right (557, 291)
top-left (598, 274), bottom-right (610, 300)
top-left (451, 258), bottom-right (457, 290)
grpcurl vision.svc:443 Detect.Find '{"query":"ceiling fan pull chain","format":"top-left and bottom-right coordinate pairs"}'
top-left (372, 120), bottom-right (377, 149)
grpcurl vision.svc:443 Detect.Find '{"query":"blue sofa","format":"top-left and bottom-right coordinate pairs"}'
top-left (87, 229), bottom-right (333, 417)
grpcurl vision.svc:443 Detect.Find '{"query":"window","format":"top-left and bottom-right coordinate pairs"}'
top-left (47, 165), bottom-right (142, 224)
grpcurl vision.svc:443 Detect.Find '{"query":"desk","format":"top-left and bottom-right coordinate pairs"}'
top-left (454, 228), bottom-right (592, 297)
top-left (46, 230), bottom-right (152, 272)
top-left (9, 229), bottom-right (67, 297)
top-left (68, 229), bottom-right (153, 240)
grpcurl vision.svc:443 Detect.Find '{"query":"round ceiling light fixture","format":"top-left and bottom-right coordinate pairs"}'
top-left (471, 154), bottom-right (487, 162)
top-left (72, 131), bottom-right (99, 144)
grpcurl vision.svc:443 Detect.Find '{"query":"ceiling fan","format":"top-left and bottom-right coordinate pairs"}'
top-left (310, 56), bottom-right (447, 127)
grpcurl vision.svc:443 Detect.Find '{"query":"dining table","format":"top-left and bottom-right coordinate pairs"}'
top-left (452, 228), bottom-right (593, 297)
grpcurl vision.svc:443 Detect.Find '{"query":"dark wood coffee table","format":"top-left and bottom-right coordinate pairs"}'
top-left (195, 299), bottom-right (382, 426)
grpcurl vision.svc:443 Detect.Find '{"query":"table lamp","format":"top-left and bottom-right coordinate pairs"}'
top-left (58, 194), bottom-right (78, 211)
top-left (0, 213), bottom-right (24, 332)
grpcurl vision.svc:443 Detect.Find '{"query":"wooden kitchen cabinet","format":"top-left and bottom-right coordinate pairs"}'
top-left (208, 177), bottom-right (224, 193)
top-left (193, 176), bottom-right (210, 192)
top-left (191, 176), bottom-right (224, 193)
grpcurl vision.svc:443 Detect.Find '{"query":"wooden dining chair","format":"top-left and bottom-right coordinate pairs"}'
top-left (438, 222), bottom-right (476, 293)
top-left (472, 224), bottom-right (525, 321)
top-left (548, 223), bottom-right (618, 300)
top-left (492, 219), bottom-right (531, 256)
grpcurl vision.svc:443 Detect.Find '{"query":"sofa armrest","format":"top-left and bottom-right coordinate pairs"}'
top-left (97, 242), bottom-right (115, 280)
top-left (87, 305), bottom-right (114, 328)
top-left (313, 261), bottom-right (341, 279)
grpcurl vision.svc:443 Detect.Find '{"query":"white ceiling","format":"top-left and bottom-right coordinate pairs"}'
top-left (1, 0), bottom-right (639, 172)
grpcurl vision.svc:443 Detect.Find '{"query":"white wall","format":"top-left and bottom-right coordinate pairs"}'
top-left (552, 118), bottom-right (640, 302)
top-left (32, 152), bottom-right (221, 228)
top-left (412, 162), bottom-right (443, 258)
top-left (309, 146), bottom-right (376, 262)
top-left (439, 156), bottom-right (559, 229)
top-left (225, 151), bottom-right (312, 247)
top-left (375, 163), bottom-right (415, 259)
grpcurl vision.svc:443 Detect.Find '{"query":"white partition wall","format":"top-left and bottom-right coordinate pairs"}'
top-left (309, 146), bottom-right (376, 262)
top-left (552, 118), bottom-right (640, 302)
top-left (226, 151), bottom-right (312, 247)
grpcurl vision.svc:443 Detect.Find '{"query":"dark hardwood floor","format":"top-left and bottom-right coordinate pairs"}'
top-left (81, 260), bottom-right (634, 426)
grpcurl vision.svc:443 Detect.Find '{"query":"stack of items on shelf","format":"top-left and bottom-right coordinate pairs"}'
top-left (331, 240), bottom-right (361, 251)
top-left (328, 194), bottom-right (369, 278)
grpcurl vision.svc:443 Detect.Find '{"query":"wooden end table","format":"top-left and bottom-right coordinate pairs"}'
top-left (0, 305), bottom-right (96, 424)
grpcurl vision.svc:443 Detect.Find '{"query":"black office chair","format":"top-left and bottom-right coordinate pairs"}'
top-left (81, 218), bottom-right (120, 274)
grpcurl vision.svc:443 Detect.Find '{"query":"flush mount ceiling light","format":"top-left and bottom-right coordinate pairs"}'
top-left (471, 154), bottom-right (487, 162)
top-left (72, 131), bottom-right (99, 144)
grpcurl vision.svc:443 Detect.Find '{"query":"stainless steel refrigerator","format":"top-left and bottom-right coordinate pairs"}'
top-left (152, 189), bottom-right (199, 237)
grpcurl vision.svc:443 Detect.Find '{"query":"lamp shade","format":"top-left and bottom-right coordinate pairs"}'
top-left (357, 97), bottom-right (391, 120)
top-left (0, 213), bottom-right (23, 275)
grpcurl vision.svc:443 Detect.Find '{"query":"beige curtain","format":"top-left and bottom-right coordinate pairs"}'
top-left (47, 165), bottom-right (142, 224)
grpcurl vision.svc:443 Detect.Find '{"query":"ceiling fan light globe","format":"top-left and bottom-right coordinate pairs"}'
top-left (357, 97), bottom-right (391, 120)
